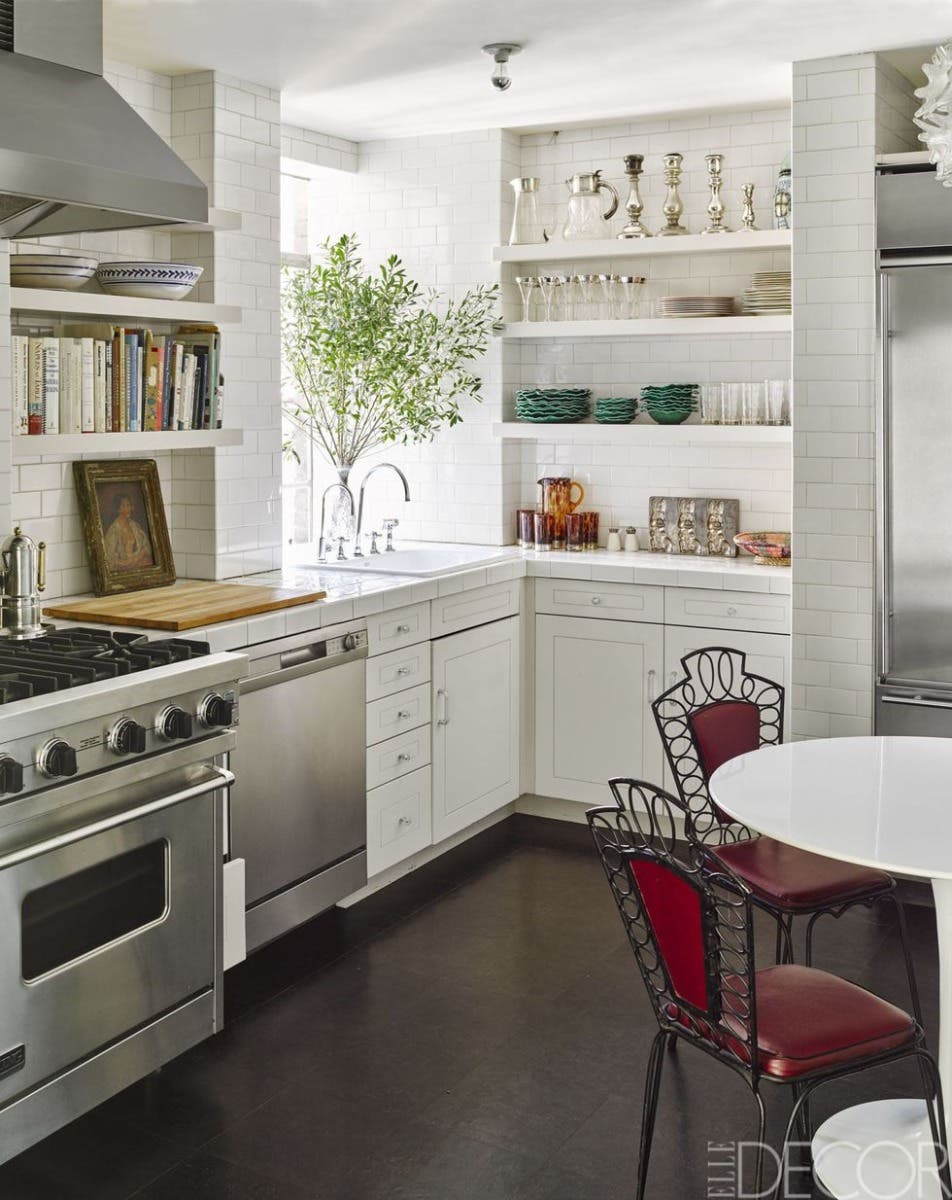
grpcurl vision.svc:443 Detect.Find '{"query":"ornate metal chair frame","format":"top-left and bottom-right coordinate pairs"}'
top-left (652, 646), bottom-right (922, 1023)
top-left (587, 779), bottom-right (950, 1200)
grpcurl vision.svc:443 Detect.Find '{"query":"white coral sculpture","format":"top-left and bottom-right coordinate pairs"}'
top-left (915, 42), bottom-right (952, 187)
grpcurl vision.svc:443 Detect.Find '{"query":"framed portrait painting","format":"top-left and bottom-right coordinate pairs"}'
top-left (73, 460), bottom-right (176, 596)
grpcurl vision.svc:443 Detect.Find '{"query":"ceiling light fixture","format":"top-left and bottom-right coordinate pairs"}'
top-left (482, 43), bottom-right (522, 92)
top-left (914, 42), bottom-right (952, 186)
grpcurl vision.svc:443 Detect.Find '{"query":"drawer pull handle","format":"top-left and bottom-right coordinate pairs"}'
top-left (591, 596), bottom-right (602, 606)
top-left (727, 606), bottom-right (738, 617)
top-left (647, 668), bottom-right (657, 703)
top-left (396, 666), bottom-right (411, 677)
top-left (436, 688), bottom-right (450, 726)
top-left (397, 816), bottom-right (413, 827)
top-left (396, 623), bottom-right (411, 634)
top-left (396, 752), bottom-right (412, 763)
top-left (396, 710), bottom-right (411, 720)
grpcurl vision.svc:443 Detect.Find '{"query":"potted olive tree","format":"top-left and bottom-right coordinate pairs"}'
top-left (281, 234), bottom-right (498, 514)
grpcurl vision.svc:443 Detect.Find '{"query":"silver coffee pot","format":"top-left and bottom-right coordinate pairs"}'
top-left (0, 525), bottom-right (49, 639)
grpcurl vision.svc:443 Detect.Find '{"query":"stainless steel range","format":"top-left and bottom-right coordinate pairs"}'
top-left (0, 626), bottom-right (246, 1165)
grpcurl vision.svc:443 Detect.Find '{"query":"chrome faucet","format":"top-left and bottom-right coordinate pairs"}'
top-left (317, 482), bottom-right (355, 563)
top-left (354, 464), bottom-right (411, 557)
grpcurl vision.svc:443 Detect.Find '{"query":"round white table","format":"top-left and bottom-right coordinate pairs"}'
top-left (710, 736), bottom-right (952, 1200)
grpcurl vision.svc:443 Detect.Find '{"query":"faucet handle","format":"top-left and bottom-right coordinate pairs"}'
top-left (382, 518), bottom-right (399, 551)
top-left (370, 530), bottom-right (381, 555)
top-left (336, 536), bottom-right (347, 561)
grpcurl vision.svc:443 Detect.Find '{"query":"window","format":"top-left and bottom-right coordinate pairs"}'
top-left (281, 171), bottom-right (312, 548)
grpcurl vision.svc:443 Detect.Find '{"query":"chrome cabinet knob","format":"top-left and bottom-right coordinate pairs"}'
top-left (396, 665), bottom-right (411, 676)
top-left (591, 596), bottom-right (602, 605)
top-left (396, 752), bottom-right (412, 763)
top-left (727, 606), bottom-right (738, 617)
top-left (396, 623), bottom-right (411, 634)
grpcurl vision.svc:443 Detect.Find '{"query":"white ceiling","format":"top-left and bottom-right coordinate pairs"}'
top-left (102, 0), bottom-right (950, 141)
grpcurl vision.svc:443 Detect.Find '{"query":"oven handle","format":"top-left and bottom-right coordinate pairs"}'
top-left (0, 766), bottom-right (235, 871)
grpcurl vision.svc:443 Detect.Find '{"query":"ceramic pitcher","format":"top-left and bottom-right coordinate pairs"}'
top-left (538, 476), bottom-right (585, 548)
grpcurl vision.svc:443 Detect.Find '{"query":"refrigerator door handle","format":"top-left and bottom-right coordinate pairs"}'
top-left (880, 694), bottom-right (952, 711)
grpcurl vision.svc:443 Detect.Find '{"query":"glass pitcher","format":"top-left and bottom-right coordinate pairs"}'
top-left (538, 476), bottom-right (585, 548)
top-left (562, 171), bottom-right (619, 240)
top-left (509, 177), bottom-right (548, 245)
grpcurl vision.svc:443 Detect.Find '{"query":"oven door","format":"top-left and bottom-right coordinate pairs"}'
top-left (0, 761), bottom-right (232, 1107)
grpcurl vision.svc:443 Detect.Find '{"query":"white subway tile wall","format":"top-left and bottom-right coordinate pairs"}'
top-left (280, 124), bottom-right (359, 174)
top-left (790, 53), bottom-right (918, 738)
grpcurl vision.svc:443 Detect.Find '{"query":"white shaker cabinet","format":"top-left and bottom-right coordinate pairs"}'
top-left (431, 617), bottom-right (521, 842)
top-left (534, 614), bottom-right (665, 805)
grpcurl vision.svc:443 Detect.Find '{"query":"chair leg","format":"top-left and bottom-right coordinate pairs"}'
top-left (914, 1049), bottom-right (952, 1197)
top-left (889, 892), bottom-right (925, 1028)
top-left (666, 1032), bottom-right (678, 1054)
top-left (779, 913), bottom-right (795, 964)
top-left (751, 1089), bottom-right (767, 1199)
top-left (636, 1030), bottom-right (668, 1200)
top-left (773, 1083), bottom-right (818, 1200)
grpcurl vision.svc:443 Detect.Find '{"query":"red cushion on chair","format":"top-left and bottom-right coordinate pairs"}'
top-left (713, 837), bottom-right (892, 910)
top-left (689, 700), bottom-right (761, 778)
top-left (745, 965), bottom-right (916, 1079)
top-left (630, 859), bottom-right (710, 1012)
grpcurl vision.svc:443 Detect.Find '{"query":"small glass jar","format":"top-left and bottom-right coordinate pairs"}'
top-left (533, 511), bottom-right (555, 551)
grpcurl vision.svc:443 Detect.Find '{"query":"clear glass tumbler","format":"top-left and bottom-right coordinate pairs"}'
top-left (722, 382), bottom-right (744, 425)
top-left (764, 379), bottom-right (788, 425)
top-left (700, 383), bottom-right (722, 424)
top-left (742, 381), bottom-right (765, 425)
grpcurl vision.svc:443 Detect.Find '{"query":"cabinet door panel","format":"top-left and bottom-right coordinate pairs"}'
top-left (432, 617), bottom-right (520, 842)
top-left (535, 615), bottom-right (664, 805)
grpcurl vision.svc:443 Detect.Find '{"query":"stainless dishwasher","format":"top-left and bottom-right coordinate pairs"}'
top-left (229, 619), bottom-right (369, 952)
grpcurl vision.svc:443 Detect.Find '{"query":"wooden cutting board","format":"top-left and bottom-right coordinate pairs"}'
top-left (43, 580), bottom-right (327, 632)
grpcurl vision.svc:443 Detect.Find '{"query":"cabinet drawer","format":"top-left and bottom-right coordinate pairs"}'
top-left (366, 725), bottom-right (431, 790)
top-left (366, 643), bottom-right (430, 702)
top-left (430, 581), bottom-right (520, 639)
top-left (534, 578), bottom-right (664, 623)
top-left (367, 603), bottom-right (430, 656)
top-left (367, 766), bottom-right (432, 876)
top-left (664, 587), bottom-right (790, 636)
top-left (366, 684), bottom-right (431, 746)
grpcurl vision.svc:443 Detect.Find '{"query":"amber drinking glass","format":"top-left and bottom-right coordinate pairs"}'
top-left (533, 511), bottom-right (555, 551)
top-left (516, 508), bottom-right (537, 548)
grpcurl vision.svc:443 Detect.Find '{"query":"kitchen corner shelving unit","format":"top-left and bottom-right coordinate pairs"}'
top-left (494, 227), bottom-right (792, 444)
top-left (10, 284), bottom-right (244, 457)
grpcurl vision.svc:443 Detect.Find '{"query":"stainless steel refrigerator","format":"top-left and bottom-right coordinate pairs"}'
top-left (876, 166), bottom-right (952, 735)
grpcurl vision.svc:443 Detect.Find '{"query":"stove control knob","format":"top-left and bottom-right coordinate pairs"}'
top-left (156, 705), bottom-right (193, 741)
top-left (342, 632), bottom-right (359, 652)
top-left (38, 739), bottom-right (78, 779)
top-left (0, 755), bottom-right (23, 794)
top-left (108, 718), bottom-right (148, 756)
top-left (197, 692), bottom-right (233, 729)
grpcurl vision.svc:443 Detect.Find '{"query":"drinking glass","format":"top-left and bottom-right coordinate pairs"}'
top-left (584, 511), bottom-right (600, 549)
top-left (722, 382), bottom-right (744, 425)
top-left (539, 275), bottom-right (562, 322)
top-left (515, 276), bottom-right (542, 322)
top-left (616, 275), bottom-right (645, 319)
top-left (576, 274), bottom-right (598, 320)
top-left (764, 379), bottom-right (788, 425)
top-left (597, 274), bottom-right (617, 320)
top-left (700, 383), bottom-right (722, 424)
top-left (533, 511), bottom-right (555, 551)
top-left (742, 381), bottom-right (765, 425)
top-left (516, 508), bottom-right (537, 548)
top-left (565, 512), bottom-right (586, 552)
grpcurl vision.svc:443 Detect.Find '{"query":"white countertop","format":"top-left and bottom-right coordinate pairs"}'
top-left (45, 547), bottom-right (792, 652)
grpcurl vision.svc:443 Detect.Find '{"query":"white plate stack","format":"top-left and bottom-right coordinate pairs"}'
top-left (742, 270), bottom-right (791, 314)
top-left (658, 295), bottom-right (736, 318)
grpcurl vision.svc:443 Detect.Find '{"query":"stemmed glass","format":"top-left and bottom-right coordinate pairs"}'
top-left (616, 275), bottom-right (645, 319)
top-left (576, 274), bottom-right (598, 320)
top-left (539, 275), bottom-right (563, 322)
top-left (515, 275), bottom-right (539, 323)
top-left (598, 273), bottom-right (617, 320)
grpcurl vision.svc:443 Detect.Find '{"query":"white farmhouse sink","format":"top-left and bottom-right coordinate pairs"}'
top-left (305, 543), bottom-right (515, 577)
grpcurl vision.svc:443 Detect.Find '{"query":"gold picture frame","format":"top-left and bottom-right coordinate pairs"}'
top-left (73, 459), bottom-right (176, 596)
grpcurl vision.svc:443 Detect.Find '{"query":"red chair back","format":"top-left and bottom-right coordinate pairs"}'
top-left (689, 699), bottom-right (761, 779)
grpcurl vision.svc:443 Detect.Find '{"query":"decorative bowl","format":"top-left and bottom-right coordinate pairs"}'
top-left (733, 531), bottom-right (791, 566)
top-left (96, 261), bottom-right (203, 300)
top-left (11, 253), bottom-right (97, 291)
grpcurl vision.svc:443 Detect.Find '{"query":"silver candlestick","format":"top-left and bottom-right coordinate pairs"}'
top-left (618, 153), bottom-right (651, 238)
top-left (740, 182), bottom-right (757, 231)
top-left (702, 153), bottom-right (729, 234)
top-left (658, 152), bottom-right (688, 236)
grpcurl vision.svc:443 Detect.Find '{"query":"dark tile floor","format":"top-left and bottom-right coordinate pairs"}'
top-left (0, 817), bottom-right (939, 1199)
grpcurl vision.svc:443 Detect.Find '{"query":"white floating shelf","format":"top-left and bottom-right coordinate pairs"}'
top-left (13, 429), bottom-right (243, 459)
top-left (493, 422), bottom-right (791, 445)
top-left (498, 315), bottom-right (791, 339)
top-left (494, 229), bottom-right (791, 264)
top-left (876, 151), bottom-right (931, 167)
top-left (10, 288), bottom-right (242, 326)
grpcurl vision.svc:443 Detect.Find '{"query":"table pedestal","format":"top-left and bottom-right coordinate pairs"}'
top-left (811, 878), bottom-right (952, 1199)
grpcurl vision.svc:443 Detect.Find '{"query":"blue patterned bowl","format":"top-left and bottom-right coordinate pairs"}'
top-left (96, 261), bottom-right (203, 300)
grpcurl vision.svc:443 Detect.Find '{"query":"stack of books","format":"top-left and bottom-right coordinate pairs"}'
top-left (11, 323), bottom-right (224, 436)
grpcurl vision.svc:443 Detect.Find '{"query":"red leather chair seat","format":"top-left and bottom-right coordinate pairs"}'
top-left (713, 836), bottom-right (892, 910)
top-left (743, 965), bottom-right (916, 1079)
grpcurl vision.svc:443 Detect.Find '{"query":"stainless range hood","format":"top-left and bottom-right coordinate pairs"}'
top-left (0, 0), bottom-right (208, 238)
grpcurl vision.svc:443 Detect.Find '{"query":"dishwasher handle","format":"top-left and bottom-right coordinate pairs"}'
top-left (244, 641), bottom-right (368, 693)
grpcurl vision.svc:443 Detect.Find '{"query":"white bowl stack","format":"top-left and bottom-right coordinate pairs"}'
top-left (10, 254), bottom-right (97, 291)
